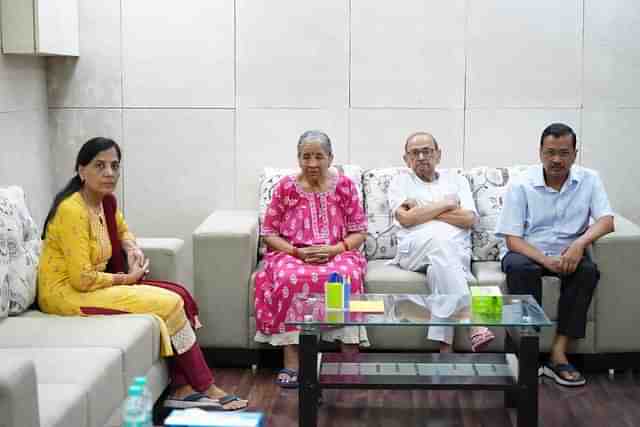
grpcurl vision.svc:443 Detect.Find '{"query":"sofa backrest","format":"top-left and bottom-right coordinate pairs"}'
top-left (257, 164), bottom-right (531, 262)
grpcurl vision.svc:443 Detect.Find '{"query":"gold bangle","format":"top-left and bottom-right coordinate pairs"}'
top-left (115, 273), bottom-right (129, 286)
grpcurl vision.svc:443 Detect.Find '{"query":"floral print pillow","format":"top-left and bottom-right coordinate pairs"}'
top-left (361, 167), bottom-right (407, 260)
top-left (257, 165), bottom-right (364, 257)
top-left (464, 165), bottom-right (529, 261)
top-left (0, 186), bottom-right (41, 317)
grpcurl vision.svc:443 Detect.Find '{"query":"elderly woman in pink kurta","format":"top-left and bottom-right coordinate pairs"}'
top-left (254, 130), bottom-right (369, 388)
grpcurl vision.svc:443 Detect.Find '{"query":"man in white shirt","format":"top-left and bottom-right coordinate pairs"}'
top-left (387, 132), bottom-right (494, 352)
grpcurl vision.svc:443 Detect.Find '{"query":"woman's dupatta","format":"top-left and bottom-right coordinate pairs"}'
top-left (102, 194), bottom-right (202, 329)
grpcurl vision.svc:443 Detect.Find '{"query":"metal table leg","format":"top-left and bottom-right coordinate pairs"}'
top-left (517, 329), bottom-right (539, 427)
top-left (504, 331), bottom-right (517, 409)
top-left (299, 330), bottom-right (320, 427)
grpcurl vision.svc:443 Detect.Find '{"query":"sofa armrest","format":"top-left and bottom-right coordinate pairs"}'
top-left (592, 214), bottom-right (640, 352)
top-left (193, 210), bottom-right (259, 348)
top-left (0, 356), bottom-right (39, 427)
top-left (137, 238), bottom-right (184, 286)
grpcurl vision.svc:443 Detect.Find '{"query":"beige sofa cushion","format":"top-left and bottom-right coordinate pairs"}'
top-left (0, 314), bottom-right (161, 387)
top-left (364, 259), bottom-right (478, 294)
top-left (471, 261), bottom-right (507, 288)
top-left (38, 383), bottom-right (87, 427)
top-left (364, 259), bottom-right (429, 294)
top-left (1, 347), bottom-right (123, 427)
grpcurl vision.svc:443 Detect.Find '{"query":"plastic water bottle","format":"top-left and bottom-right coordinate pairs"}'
top-left (122, 385), bottom-right (145, 427)
top-left (133, 377), bottom-right (153, 427)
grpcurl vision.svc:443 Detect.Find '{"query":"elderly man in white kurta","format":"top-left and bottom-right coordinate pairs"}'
top-left (387, 132), bottom-right (494, 352)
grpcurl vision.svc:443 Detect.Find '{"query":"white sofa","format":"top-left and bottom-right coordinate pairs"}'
top-left (192, 165), bottom-right (640, 356)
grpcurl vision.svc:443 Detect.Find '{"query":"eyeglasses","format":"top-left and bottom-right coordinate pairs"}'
top-left (541, 149), bottom-right (574, 159)
top-left (406, 148), bottom-right (437, 159)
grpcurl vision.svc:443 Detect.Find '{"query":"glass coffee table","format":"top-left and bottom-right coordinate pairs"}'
top-left (286, 293), bottom-right (552, 427)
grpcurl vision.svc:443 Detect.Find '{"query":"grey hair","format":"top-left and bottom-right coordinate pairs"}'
top-left (297, 130), bottom-right (333, 156)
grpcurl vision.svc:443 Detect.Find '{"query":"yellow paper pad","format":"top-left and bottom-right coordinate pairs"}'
top-left (349, 300), bottom-right (384, 313)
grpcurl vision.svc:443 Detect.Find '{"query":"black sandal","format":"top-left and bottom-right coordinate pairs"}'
top-left (214, 394), bottom-right (249, 412)
top-left (275, 368), bottom-right (299, 389)
top-left (542, 362), bottom-right (586, 387)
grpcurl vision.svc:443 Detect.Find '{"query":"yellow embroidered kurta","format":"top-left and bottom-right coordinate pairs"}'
top-left (38, 192), bottom-right (193, 356)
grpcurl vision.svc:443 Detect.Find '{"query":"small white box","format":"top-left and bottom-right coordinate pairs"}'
top-left (164, 409), bottom-right (264, 427)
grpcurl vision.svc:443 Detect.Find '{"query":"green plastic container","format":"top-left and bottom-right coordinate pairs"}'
top-left (325, 272), bottom-right (344, 310)
top-left (471, 286), bottom-right (503, 320)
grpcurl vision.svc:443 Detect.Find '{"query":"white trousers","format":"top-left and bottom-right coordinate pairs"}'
top-left (396, 227), bottom-right (472, 345)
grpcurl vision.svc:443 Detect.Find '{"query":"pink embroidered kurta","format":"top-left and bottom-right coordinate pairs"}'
top-left (255, 174), bottom-right (368, 337)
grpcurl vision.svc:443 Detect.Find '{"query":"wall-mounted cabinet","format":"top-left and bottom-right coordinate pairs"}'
top-left (1, 0), bottom-right (79, 56)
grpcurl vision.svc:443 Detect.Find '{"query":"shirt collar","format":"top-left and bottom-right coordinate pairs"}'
top-left (409, 168), bottom-right (440, 183)
top-left (531, 164), bottom-right (582, 189)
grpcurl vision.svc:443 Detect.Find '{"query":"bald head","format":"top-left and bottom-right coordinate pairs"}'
top-left (403, 131), bottom-right (441, 182)
top-left (404, 132), bottom-right (439, 153)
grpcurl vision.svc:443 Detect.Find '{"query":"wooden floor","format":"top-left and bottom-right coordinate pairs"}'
top-left (207, 367), bottom-right (640, 427)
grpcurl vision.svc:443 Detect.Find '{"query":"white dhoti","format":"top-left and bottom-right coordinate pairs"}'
top-left (393, 221), bottom-right (473, 345)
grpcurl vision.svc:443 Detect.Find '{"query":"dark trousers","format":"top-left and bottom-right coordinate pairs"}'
top-left (501, 251), bottom-right (600, 339)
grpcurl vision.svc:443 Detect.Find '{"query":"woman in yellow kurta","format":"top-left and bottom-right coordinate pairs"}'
top-left (38, 137), bottom-right (248, 411)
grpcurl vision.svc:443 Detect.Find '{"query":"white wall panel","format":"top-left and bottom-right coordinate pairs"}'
top-left (0, 110), bottom-right (52, 225)
top-left (122, 0), bottom-right (234, 107)
top-left (465, 109), bottom-right (580, 168)
top-left (582, 109), bottom-right (640, 224)
top-left (583, 0), bottom-right (640, 108)
top-left (0, 54), bottom-right (46, 112)
top-left (351, 0), bottom-right (465, 108)
top-left (467, 0), bottom-right (582, 108)
top-left (237, 0), bottom-right (348, 108)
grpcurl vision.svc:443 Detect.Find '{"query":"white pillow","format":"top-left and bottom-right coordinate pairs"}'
top-left (0, 186), bottom-right (41, 316)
